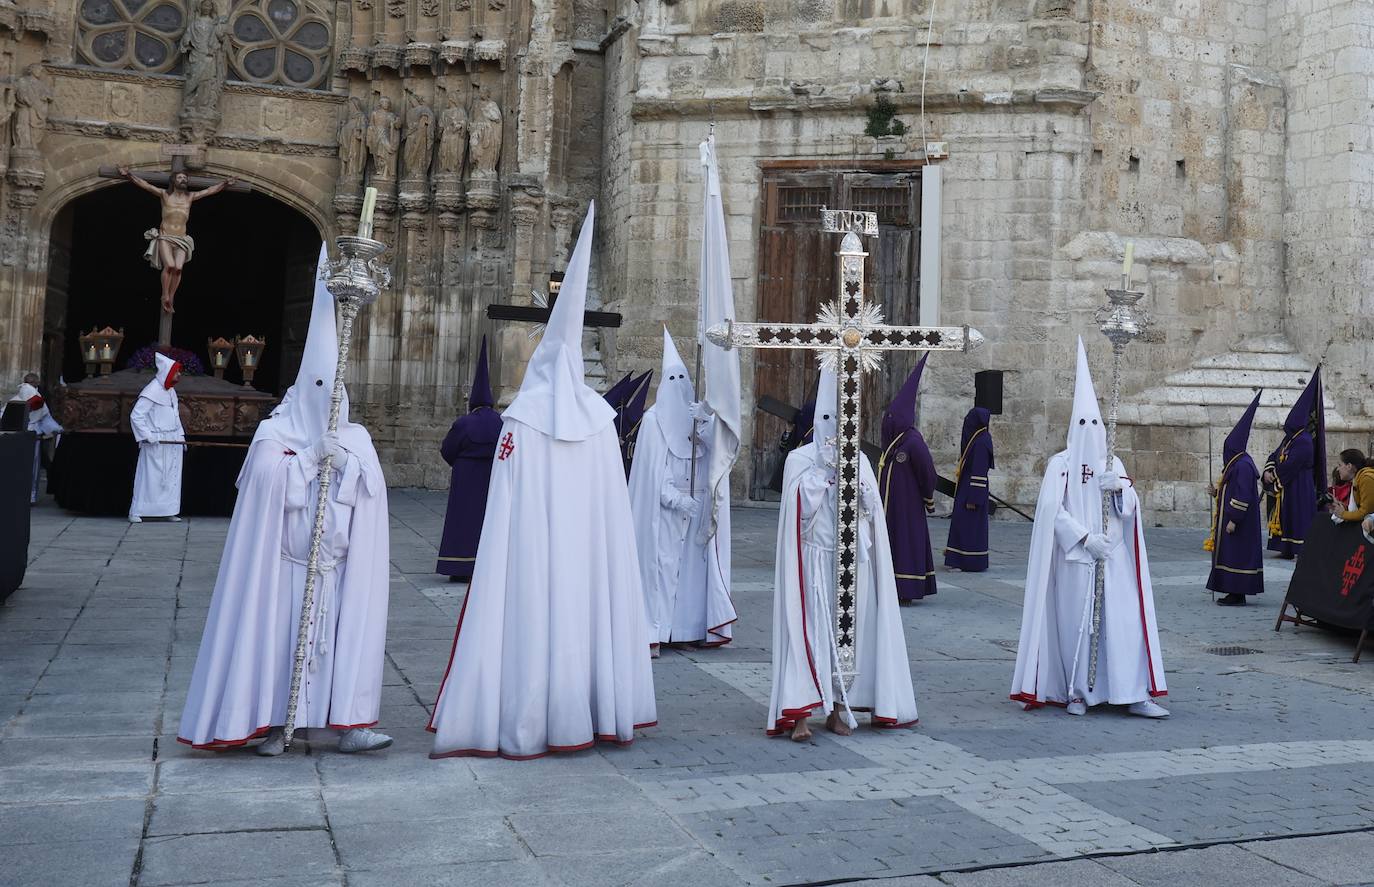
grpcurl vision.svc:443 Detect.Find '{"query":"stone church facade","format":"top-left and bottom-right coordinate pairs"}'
top-left (1, 0), bottom-right (1370, 523)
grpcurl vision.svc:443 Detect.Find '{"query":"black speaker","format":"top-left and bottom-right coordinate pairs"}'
top-left (974, 370), bottom-right (1004, 415)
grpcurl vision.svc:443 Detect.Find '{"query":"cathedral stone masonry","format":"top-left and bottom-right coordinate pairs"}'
top-left (0, 0), bottom-right (1369, 515)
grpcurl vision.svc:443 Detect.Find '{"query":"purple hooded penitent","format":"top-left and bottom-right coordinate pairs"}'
top-left (944, 407), bottom-right (994, 572)
top-left (436, 336), bottom-right (504, 579)
top-left (877, 354), bottom-right (938, 600)
top-left (1265, 368), bottom-right (1325, 557)
top-left (1208, 390), bottom-right (1264, 595)
top-left (618, 370), bottom-right (653, 477)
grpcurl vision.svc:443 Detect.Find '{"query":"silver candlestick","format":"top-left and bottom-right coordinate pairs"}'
top-left (282, 234), bottom-right (389, 751)
top-left (1087, 281), bottom-right (1149, 691)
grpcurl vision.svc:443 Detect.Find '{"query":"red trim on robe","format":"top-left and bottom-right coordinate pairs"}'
top-left (700, 616), bottom-right (739, 647)
top-left (1131, 514), bottom-right (1165, 698)
top-left (767, 492), bottom-right (827, 736)
top-left (428, 724), bottom-right (659, 761)
top-left (177, 724), bottom-right (273, 750)
top-left (426, 582), bottom-right (474, 733)
top-left (328, 720), bottom-right (379, 730)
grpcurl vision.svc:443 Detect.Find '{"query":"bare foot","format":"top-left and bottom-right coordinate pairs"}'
top-left (825, 711), bottom-right (854, 736)
top-left (790, 718), bottom-right (812, 742)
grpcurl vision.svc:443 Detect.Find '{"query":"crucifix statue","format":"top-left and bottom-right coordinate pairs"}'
top-left (101, 156), bottom-right (246, 345)
top-left (707, 207), bottom-right (985, 687)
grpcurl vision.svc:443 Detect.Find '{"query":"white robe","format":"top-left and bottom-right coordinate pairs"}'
top-left (178, 437), bottom-right (390, 748)
top-left (767, 442), bottom-right (919, 734)
top-left (1010, 452), bottom-right (1167, 707)
top-left (628, 410), bottom-right (736, 646)
top-left (129, 391), bottom-right (184, 519)
top-left (428, 418), bottom-right (657, 759)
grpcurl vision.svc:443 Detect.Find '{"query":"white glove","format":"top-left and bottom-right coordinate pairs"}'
top-left (690, 402), bottom-right (712, 422)
top-left (859, 480), bottom-right (880, 515)
top-left (1099, 471), bottom-right (1124, 493)
top-left (315, 431), bottom-right (346, 464)
top-left (1083, 532), bottom-right (1113, 560)
top-left (1332, 512), bottom-right (1344, 524)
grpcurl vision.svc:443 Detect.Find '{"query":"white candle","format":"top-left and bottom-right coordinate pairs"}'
top-left (358, 186), bottom-right (378, 239)
top-left (1122, 241), bottom-right (1135, 283)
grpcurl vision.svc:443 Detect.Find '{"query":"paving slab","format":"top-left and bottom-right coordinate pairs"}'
top-left (7, 492), bottom-right (1374, 885)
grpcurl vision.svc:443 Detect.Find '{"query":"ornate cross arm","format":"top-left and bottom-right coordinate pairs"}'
top-left (706, 318), bottom-right (983, 356)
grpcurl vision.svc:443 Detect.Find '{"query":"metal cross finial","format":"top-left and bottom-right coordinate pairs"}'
top-left (707, 207), bottom-right (984, 689)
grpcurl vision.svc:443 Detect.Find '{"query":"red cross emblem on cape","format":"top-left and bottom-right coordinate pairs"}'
top-left (497, 432), bottom-right (515, 461)
top-left (1341, 544), bottom-right (1367, 597)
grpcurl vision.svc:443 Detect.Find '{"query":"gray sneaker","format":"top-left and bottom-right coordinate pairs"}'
top-left (1066, 700), bottom-right (1087, 716)
top-left (338, 727), bottom-right (392, 753)
top-left (1128, 700), bottom-right (1170, 718)
top-left (255, 727), bottom-right (286, 756)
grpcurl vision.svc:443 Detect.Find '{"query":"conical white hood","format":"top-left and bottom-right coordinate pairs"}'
top-left (139, 352), bottom-right (180, 407)
top-left (1064, 336), bottom-right (1110, 527)
top-left (654, 326), bottom-right (695, 458)
top-left (503, 202), bottom-right (615, 441)
top-left (253, 244), bottom-right (373, 456)
top-left (814, 366), bottom-right (838, 448)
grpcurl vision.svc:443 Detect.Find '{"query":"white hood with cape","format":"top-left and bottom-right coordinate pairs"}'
top-left (1010, 338), bottom-right (1166, 708)
top-left (628, 327), bottom-right (736, 646)
top-left (428, 202), bottom-right (657, 760)
top-left (767, 368), bottom-right (918, 735)
top-left (179, 245), bottom-right (390, 749)
top-left (128, 353), bottom-right (185, 519)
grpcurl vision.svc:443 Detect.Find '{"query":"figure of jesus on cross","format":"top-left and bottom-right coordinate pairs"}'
top-left (708, 207), bottom-right (984, 691)
top-left (117, 162), bottom-right (235, 317)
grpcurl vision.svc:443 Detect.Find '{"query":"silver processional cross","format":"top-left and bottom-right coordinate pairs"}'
top-left (707, 208), bottom-right (985, 687)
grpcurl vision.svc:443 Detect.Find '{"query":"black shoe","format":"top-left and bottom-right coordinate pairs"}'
top-left (1217, 593), bottom-right (1248, 607)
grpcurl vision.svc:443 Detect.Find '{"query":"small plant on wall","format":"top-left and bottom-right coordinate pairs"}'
top-left (864, 94), bottom-right (908, 138)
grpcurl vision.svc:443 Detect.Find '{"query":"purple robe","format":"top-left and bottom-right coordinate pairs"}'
top-left (877, 356), bottom-right (937, 600)
top-left (437, 338), bottom-right (502, 579)
top-left (1208, 392), bottom-right (1264, 595)
top-left (1265, 368), bottom-right (1325, 557)
top-left (618, 371), bottom-right (652, 478)
top-left (944, 408), bottom-right (993, 572)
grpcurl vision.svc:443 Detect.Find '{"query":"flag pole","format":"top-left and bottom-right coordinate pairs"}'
top-left (282, 188), bottom-right (389, 751)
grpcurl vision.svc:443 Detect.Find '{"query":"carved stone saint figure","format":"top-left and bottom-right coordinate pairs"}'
top-left (12, 64), bottom-right (53, 151)
top-left (466, 95), bottom-right (502, 180)
top-left (119, 166), bottom-right (234, 315)
top-left (436, 90), bottom-right (468, 177)
top-left (179, 0), bottom-right (230, 116)
top-left (337, 96), bottom-right (367, 184)
top-left (401, 90), bottom-right (435, 181)
top-left (366, 95), bottom-right (401, 181)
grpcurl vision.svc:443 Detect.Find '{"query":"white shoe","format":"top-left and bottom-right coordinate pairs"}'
top-left (255, 727), bottom-right (285, 756)
top-left (1066, 700), bottom-right (1087, 716)
top-left (1128, 700), bottom-right (1170, 718)
top-left (128, 515), bottom-right (142, 523)
top-left (168, 516), bottom-right (183, 522)
top-left (338, 727), bottom-right (392, 753)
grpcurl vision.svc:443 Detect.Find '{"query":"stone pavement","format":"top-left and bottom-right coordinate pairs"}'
top-left (4, 489), bottom-right (1374, 887)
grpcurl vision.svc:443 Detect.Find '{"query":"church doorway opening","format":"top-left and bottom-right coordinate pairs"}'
top-left (42, 183), bottom-right (322, 394)
top-left (749, 164), bottom-right (923, 499)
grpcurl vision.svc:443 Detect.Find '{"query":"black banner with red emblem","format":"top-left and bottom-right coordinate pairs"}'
top-left (1284, 519), bottom-right (1374, 630)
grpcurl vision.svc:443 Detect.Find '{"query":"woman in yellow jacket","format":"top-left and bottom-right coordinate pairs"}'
top-left (1329, 449), bottom-right (1374, 529)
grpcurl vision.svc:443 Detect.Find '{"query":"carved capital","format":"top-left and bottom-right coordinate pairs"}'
top-left (404, 42), bottom-right (435, 68)
top-left (400, 211), bottom-right (427, 230)
top-left (339, 47), bottom-right (373, 73)
top-left (6, 150), bottom-right (45, 191)
top-left (372, 44), bottom-right (404, 70)
top-left (437, 211), bottom-right (462, 231)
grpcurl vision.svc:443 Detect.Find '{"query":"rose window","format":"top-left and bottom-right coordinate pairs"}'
top-left (228, 0), bottom-right (331, 89)
top-left (76, 0), bottom-right (187, 73)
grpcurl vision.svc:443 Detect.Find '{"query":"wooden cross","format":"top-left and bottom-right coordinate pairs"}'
top-left (708, 207), bottom-right (985, 687)
top-left (486, 276), bottom-right (622, 330)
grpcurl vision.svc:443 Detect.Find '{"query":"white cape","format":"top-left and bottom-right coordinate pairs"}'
top-left (628, 410), bottom-right (736, 646)
top-left (178, 437), bottom-right (390, 748)
top-left (428, 418), bottom-right (657, 759)
top-left (767, 442), bottom-right (918, 734)
top-left (1010, 452), bottom-right (1167, 707)
top-left (128, 373), bottom-right (184, 519)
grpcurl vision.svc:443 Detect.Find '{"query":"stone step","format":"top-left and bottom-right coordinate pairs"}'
top-left (1232, 333), bottom-right (1299, 355)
